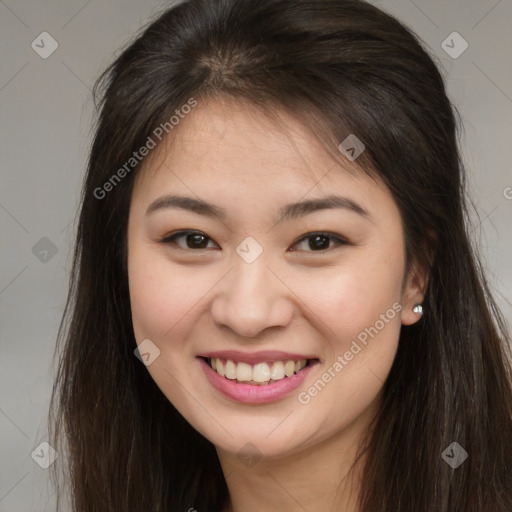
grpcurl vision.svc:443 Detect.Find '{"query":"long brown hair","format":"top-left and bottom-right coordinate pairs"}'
top-left (48, 0), bottom-right (512, 510)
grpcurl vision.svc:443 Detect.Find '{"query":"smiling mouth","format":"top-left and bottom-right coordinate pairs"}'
top-left (200, 356), bottom-right (319, 386)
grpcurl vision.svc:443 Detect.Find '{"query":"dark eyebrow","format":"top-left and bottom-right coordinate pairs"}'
top-left (145, 194), bottom-right (370, 222)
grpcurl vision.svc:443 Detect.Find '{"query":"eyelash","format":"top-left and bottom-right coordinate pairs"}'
top-left (159, 230), bottom-right (349, 253)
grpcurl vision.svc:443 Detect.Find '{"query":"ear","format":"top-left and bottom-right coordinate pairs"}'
top-left (401, 256), bottom-right (430, 326)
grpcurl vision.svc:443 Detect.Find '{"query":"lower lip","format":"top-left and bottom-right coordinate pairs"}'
top-left (198, 358), bottom-right (315, 404)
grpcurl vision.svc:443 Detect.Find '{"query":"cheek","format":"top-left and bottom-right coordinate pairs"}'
top-left (127, 249), bottom-right (210, 415)
top-left (293, 271), bottom-right (401, 431)
top-left (128, 247), bottom-right (207, 342)
top-left (290, 245), bottom-right (404, 409)
top-left (292, 247), bottom-right (404, 343)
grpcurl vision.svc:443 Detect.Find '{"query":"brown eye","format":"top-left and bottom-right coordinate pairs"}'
top-left (160, 230), bottom-right (348, 252)
top-left (161, 230), bottom-right (218, 250)
top-left (290, 232), bottom-right (349, 252)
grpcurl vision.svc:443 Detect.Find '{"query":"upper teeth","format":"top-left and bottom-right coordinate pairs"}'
top-left (210, 358), bottom-right (308, 384)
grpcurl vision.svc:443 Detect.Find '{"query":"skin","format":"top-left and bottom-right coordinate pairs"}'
top-left (127, 97), bottom-right (427, 512)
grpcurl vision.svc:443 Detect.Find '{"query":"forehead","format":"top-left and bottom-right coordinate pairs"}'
top-left (171, 100), bottom-right (330, 172)
top-left (133, 97), bottom-right (389, 210)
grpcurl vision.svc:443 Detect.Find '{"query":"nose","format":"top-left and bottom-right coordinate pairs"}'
top-left (210, 255), bottom-right (295, 339)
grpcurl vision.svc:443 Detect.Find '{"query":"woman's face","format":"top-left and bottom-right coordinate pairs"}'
top-left (127, 98), bottom-right (424, 460)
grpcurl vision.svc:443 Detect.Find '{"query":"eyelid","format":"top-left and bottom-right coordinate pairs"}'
top-left (160, 230), bottom-right (219, 249)
top-left (289, 231), bottom-right (349, 252)
top-left (160, 229), bottom-right (350, 252)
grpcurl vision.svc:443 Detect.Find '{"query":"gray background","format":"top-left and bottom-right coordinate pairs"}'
top-left (1, 0), bottom-right (511, 510)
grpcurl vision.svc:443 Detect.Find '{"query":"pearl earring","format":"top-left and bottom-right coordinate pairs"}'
top-left (413, 303), bottom-right (423, 316)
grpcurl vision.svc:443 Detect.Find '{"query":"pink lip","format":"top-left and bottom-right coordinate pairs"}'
top-left (198, 357), bottom-right (317, 404)
top-left (198, 350), bottom-right (319, 365)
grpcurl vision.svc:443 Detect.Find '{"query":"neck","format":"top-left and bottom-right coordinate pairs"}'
top-left (217, 403), bottom-right (377, 512)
